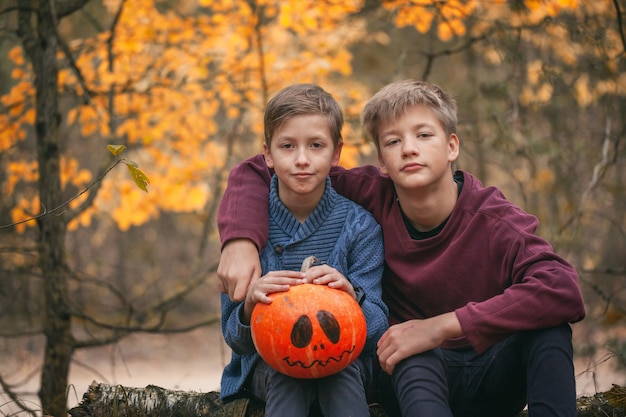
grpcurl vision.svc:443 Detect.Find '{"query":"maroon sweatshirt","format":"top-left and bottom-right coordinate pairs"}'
top-left (218, 155), bottom-right (586, 354)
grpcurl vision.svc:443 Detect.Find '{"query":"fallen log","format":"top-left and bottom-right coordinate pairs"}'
top-left (68, 381), bottom-right (626, 417)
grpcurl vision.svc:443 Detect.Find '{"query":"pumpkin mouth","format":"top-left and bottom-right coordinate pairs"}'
top-left (282, 345), bottom-right (358, 369)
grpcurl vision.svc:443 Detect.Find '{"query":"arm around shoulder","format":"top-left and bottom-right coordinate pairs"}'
top-left (217, 154), bottom-right (273, 301)
top-left (217, 154), bottom-right (273, 250)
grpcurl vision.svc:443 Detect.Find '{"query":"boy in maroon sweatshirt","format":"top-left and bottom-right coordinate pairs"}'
top-left (216, 80), bottom-right (586, 417)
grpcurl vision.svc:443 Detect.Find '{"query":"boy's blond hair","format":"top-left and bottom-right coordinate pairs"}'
top-left (361, 80), bottom-right (458, 153)
top-left (264, 84), bottom-right (343, 148)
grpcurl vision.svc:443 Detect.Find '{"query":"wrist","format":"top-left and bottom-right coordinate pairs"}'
top-left (223, 238), bottom-right (258, 253)
top-left (438, 312), bottom-right (463, 341)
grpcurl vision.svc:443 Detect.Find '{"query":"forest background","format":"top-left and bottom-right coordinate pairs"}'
top-left (0, 0), bottom-right (625, 416)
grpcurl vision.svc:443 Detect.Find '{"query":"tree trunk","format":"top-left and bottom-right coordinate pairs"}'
top-left (69, 382), bottom-right (626, 417)
top-left (18, 2), bottom-right (75, 416)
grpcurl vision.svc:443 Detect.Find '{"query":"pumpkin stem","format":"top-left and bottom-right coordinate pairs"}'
top-left (301, 256), bottom-right (320, 272)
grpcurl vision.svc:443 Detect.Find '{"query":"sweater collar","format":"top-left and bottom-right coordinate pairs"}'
top-left (269, 175), bottom-right (336, 237)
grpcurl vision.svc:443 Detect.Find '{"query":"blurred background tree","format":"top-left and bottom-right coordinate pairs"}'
top-left (0, 0), bottom-right (624, 416)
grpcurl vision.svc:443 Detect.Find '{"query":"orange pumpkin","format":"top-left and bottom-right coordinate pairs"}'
top-left (251, 283), bottom-right (367, 379)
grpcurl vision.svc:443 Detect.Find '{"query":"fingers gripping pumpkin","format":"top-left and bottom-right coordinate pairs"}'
top-left (251, 283), bottom-right (367, 379)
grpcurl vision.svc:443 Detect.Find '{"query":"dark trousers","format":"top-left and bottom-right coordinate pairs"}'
top-left (250, 358), bottom-right (370, 417)
top-left (372, 325), bottom-right (576, 417)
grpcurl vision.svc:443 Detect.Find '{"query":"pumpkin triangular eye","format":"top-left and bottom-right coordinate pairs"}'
top-left (317, 310), bottom-right (340, 344)
top-left (291, 314), bottom-right (313, 348)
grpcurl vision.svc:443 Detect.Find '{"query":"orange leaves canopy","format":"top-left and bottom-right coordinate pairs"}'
top-left (1, 0), bottom-right (620, 232)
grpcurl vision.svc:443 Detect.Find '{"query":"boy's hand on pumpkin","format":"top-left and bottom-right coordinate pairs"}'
top-left (243, 271), bottom-right (304, 323)
top-left (303, 265), bottom-right (357, 300)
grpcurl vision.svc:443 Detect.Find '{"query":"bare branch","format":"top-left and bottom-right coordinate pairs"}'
top-left (16, 1), bottom-right (37, 61)
top-left (0, 4), bottom-right (36, 17)
top-left (0, 372), bottom-right (38, 416)
top-left (70, 263), bottom-right (220, 348)
top-left (140, 262), bottom-right (218, 316)
top-left (63, 159), bottom-right (116, 223)
top-left (560, 117), bottom-right (618, 232)
top-left (578, 273), bottom-right (626, 318)
top-left (0, 158), bottom-right (123, 230)
top-left (50, 0), bottom-right (94, 105)
top-left (107, 0), bottom-right (128, 70)
top-left (0, 329), bottom-right (43, 338)
top-left (71, 316), bottom-right (220, 349)
top-left (55, 0), bottom-right (92, 19)
top-left (612, 0), bottom-right (626, 56)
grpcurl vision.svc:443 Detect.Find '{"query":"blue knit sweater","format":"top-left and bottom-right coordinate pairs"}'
top-left (220, 176), bottom-right (388, 401)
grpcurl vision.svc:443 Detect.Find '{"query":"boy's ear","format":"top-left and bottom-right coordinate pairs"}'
top-left (377, 153), bottom-right (388, 175)
top-left (331, 141), bottom-right (343, 167)
top-left (448, 133), bottom-right (460, 163)
top-left (263, 143), bottom-right (274, 168)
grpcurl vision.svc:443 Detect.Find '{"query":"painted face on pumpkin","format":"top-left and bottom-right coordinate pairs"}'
top-left (283, 310), bottom-right (358, 369)
top-left (251, 283), bottom-right (367, 379)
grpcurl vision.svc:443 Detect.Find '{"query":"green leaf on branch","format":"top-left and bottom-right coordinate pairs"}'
top-left (125, 161), bottom-right (150, 192)
top-left (107, 144), bottom-right (127, 156)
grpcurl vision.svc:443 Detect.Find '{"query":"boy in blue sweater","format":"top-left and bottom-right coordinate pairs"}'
top-left (220, 84), bottom-right (388, 417)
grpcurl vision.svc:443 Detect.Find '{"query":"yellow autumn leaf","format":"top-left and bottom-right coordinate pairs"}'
top-left (0, 123), bottom-right (14, 153)
top-left (125, 162), bottom-right (150, 192)
top-left (448, 19), bottom-right (468, 36)
top-left (279, 3), bottom-right (293, 27)
top-left (185, 187), bottom-right (209, 211)
top-left (227, 107), bottom-right (240, 119)
top-left (73, 169), bottom-right (93, 187)
top-left (5, 161), bottom-right (38, 194)
top-left (10, 207), bottom-right (29, 233)
top-left (9, 102), bottom-right (24, 117)
top-left (524, 0), bottom-right (543, 11)
top-left (405, 8), bottom-right (435, 34)
top-left (20, 108), bottom-right (35, 125)
top-left (112, 184), bottom-right (158, 231)
top-left (81, 121), bottom-right (98, 136)
top-left (159, 183), bottom-right (208, 212)
top-left (68, 205), bottom-right (96, 232)
top-left (527, 60), bottom-right (543, 85)
top-left (11, 68), bottom-right (24, 79)
top-left (438, 22), bottom-right (454, 42)
top-left (10, 197), bottom-right (40, 233)
top-left (574, 75), bottom-right (594, 107)
top-left (519, 87), bottom-right (535, 106)
top-left (339, 143), bottom-right (362, 169)
top-left (536, 83), bottom-right (554, 102)
top-left (107, 144), bottom-right (127, 156)
top-left (536, 169), bottom-right (555, 186)
top-left (8, 46), bottom-right (24, 65)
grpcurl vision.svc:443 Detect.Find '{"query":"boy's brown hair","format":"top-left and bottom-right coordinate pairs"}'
top-left (264, 84), bottom-right (343, 147)
top-left (360, 80), bottom-right (458, 154)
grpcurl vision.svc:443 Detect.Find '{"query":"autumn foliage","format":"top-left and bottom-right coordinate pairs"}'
top-left (1, 0), bottom-right (623, 234)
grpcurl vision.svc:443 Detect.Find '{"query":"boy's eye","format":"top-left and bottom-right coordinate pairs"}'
top-left (311, 142), bottom-right (324, 149)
